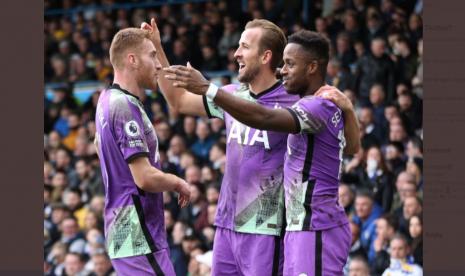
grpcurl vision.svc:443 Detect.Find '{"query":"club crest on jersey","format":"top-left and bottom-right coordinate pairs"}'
top-left (124, 120), bottom-right (140, 137)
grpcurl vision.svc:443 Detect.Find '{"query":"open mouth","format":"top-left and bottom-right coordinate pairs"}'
top-left (238, 62), bottom-right (245, 71)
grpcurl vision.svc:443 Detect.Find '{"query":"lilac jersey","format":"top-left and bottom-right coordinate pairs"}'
top-left (284, 85), bottom-right (348, 231)
top-left (95, 84), bottom-right (167, 259)
top-left (204, 82), bottom-right (299, 235)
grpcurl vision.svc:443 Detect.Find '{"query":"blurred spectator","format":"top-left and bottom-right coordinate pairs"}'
top-left (191, 120), bottom-right (215, 164)
top-left (384, 141), bottom-right (406, 177)
top-left (195, 250), bottom-right (213, 276)
top-left (355, 38), bottom-right (396, 105)
top-left (64, 252), bottom-right (88, 276)
top-left (348, 255), bottom-right (370, 276)
top-left (201, 45), bottom-right (222, 71)
top-left (60, 216), bottom-right (87, 254)
top-left (88, 252), bottom-right (115, 276)
top-left (218, 17), bottom-right (241, 59)
top-left (406, 136), bottom-right (423, 159)
top-left (352, 190), bottom-right (383, 252)
top-left (396, 196), bottom-right (422, 238)
top-left (63, 188), bottom-right (87, 228)
top-left (369, 84), bottom-right (388, 127)
top-left (343, 221), bottom-right (367, 275)
top-left (381, 234), bottom-right (423, 275)
top-left (391, 171), bottom-right (417, 212)
top-left (408, 214), bottom-right (423, 266)
top-left (155, 120), bottom-right (172, 151)
top-left (170, 221), bottom-right (189, 276)
top-left (168, 134), bottom-right (187, 170)
top-left (209, 141), bottom-right (226, 171)
top-left (335, 32), bottom-right (357, 71)
top-left (182, 116), bottom-right (198, 147)
top-left (46, 242), bottom-right (68, 275)
top-left (411, 39), bottom-right (423, 98)
top-left (187, 246), bottom-right (205, 276)
top-left (392, 37), bottom-right (418, 83)
top-left (397, 91), bottom-right (422, 131)
top-left (326, 58), bottom-right (353, 91)
top-left (358, 107), bottom-right (386, 145)
top-left (339, 183), bottom-right (355, 216)
top-left (369, 214), bottom-right (398, 267)
top-left (344, 145), bottom-right (394, 213)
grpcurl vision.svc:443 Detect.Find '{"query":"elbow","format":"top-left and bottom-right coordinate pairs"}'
top-left (134, 177), bottom-right (150, 191)
top-left (344, 142), bottom-right (361, 155)
top-left (133, 170), bottom-right (154, 191)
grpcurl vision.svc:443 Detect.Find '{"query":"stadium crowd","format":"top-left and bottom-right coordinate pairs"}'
top-left (44, 0), bottom-right (423, 275)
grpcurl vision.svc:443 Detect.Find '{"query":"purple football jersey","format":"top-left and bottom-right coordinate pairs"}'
top-left (95, 84), bottom-right (167, 259)
top-left (284, 85), bottom-right (348, 231)
top-left (204, 82), bottom-right (299, 235)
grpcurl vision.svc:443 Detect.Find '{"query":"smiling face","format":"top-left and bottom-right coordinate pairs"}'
top-left (234, 28), bottom-right (264, 83)
top-left (280, 43), bottom-right (312, 95)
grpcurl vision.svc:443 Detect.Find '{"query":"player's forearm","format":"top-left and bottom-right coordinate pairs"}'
top-left (343, 109), bottom-right (360, 154)
top-left (138, 167), bottom-right (182, 193)
top-left (153, 42), bottom-right (185, 112)
top-left (214, 90), bottom-right (274, 130)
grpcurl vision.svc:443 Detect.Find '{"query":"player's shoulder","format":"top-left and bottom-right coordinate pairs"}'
top-left (221, 83), bottom-right (242, 94)
top-left (107, 87), bottom-right (139, 109)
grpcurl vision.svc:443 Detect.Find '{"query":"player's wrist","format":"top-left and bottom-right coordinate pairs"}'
top-left (206, 83), bottom-right (219, 100)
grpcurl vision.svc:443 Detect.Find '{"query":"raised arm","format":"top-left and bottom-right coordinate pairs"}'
top-left (141, 18), bottom-right (206, 116)
top-left (128, 156), bottom-right (190, 207)
top-left (164, 65), bottom-right (298, 133)
top-left (214, 89), bottom-right (298, 133)
top-left (315, 89), bottom-right (360, 154)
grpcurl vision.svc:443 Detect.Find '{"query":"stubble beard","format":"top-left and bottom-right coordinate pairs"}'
top-left (237, 63), bottom-right (260, 84)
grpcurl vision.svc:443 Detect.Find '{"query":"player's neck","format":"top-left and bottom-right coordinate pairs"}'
top-left (303, 77), bottom-right (326, 97)
top-left (248, 70), bottom-right (278, 95)
top-left (113, 72), bottom-right (144, 99)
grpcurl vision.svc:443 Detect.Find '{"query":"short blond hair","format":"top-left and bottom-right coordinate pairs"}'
top-left (109, 28), bottom-right (150, 69)
top-left (245, 19), bottom-right (287, 71)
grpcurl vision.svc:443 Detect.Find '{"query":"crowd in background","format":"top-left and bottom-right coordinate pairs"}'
top-left (44, 0), bottom-right (423, 275)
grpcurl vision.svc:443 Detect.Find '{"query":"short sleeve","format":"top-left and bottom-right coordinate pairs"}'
top-left (202, 95), bottom-right (224, 120)
top-left (111, 95), bottom-right (149, 162)
top-left (286, 97), bottom-right (328, 134)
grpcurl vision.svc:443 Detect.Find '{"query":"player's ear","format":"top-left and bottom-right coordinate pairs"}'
top-left (261, 49), bottom-right (273, 65)
top-left (127, 53), bottom-right (138, 68)
top-left (307, 60), bottom-right (319, 75)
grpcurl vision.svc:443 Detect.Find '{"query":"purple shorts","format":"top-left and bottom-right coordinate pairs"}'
top-left (212, 227), bottom-right (284, 276)
top-left (283, 224), bottom-right (351, 276)
top-left (111, 248), bottom-right (175, 276)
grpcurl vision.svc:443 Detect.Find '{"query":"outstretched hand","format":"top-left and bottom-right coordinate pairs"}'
top-left (163, 62), bottom-right (210, 95)
top-left (315, 87), bottom-right (354, 112)
top-left (175, 179), bottom-right (191, 208)
top-left (140, 18), bottom-right (161, 47)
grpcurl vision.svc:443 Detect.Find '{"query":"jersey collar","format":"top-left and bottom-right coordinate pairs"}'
top-left (249, 81), bottom-right (282, 99)
top-left (109, 83), bottom-right (140, 101)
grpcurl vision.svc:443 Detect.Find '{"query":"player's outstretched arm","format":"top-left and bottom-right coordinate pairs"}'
top-left (128, 156), bottom-right (190, 207)
top-left (164, 65), bottom-right (299, 133)
top-left (316, 88), bottom-right (361, 154)
top-left (141, 18), bottom-right (206, 117)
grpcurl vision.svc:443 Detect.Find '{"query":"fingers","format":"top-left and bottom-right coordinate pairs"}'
top-left (177, 193), bottom-right (190, 208)
top-left (164, 73), bottom-right (188, 85)
top-left (163, 65), bottom-right (189, 74)
top-left (173, 81), bottom-right (188, 88)
top-left (141, 22), bottom-right (152, 31)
